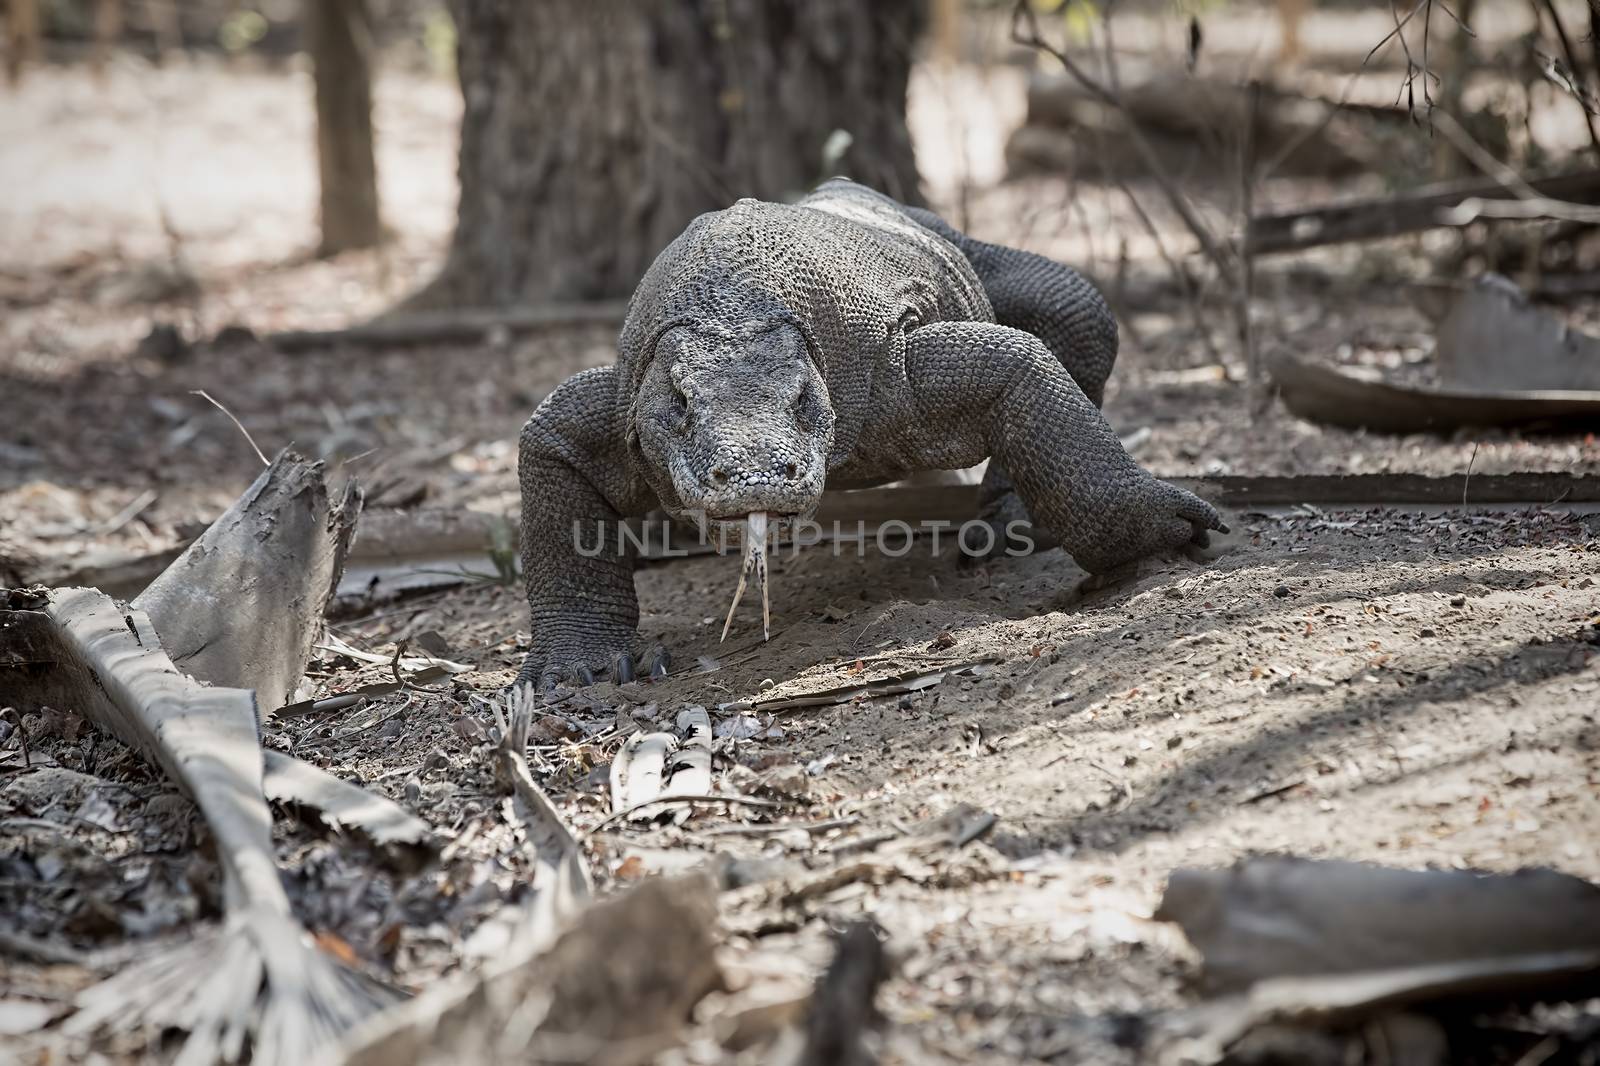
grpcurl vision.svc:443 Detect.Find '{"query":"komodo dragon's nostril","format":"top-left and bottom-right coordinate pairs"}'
top-left (784, 462), bottom-right (799, 479)
top-left (711, 467), bottom-right (729, 484)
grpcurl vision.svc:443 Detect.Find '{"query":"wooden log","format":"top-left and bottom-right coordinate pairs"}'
top-left (132, 450), bottom-right (361, 717)
top-left (339, 876), bottom-right (718, 1066)
top-left (1181, 471), bottom-right (1600, 507)
top-left (265, 301), bottom-right (629, 352)
top-left (1246, 169), bottom-right (1600, 255)
top-left (28, 463), bottom-right (1600, 611)
top-left (1157, 856), bottom-right (1600, 993)
top-left (1270, 353), bottom-right (1600, 435)
top-left (261, 750), bottom-right (436, 867)
top-left (1, 590), bottom-right (393, 1066)
top-left (1010, 74), bottom-right (1394, 179)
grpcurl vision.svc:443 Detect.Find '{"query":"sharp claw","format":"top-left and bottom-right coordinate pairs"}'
top-left (649, 654), bottom-right (670, 679)
top-left (574, 663), bottom-right (595, 686)
top-left (614, 653), bottom-right (635, 684)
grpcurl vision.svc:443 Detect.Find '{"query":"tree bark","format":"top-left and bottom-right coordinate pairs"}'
top-left (91, 0), bottom-right (121, 80)
top-left (307, 0), bottom-right (383, 255)
top-left (5, 0), bottom-right (39, 85)
top-left (414, 0), bottom-right (926, 309)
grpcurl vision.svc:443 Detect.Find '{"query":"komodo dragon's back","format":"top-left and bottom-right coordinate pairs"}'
top-left (621, 182), bottom-right (988, 364)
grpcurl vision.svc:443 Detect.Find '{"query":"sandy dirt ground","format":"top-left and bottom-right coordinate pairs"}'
top-left (3, 35), bottom-right (1600, 1066)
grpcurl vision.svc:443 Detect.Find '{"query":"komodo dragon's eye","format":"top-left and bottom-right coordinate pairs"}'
top-left (665, 380), bottom-right (690, 431)
top-left (792, 382), bottom-right (822, 432)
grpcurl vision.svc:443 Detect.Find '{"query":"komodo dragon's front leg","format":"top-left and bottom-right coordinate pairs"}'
top-left (515, 366), bottom-right (664, 689)
top-left (894, 322), bottom-right (1224, 572)
top-left (904, 205), bottom-right (1123, 554)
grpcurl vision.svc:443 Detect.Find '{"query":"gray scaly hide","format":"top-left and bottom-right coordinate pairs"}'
top-left (515, 178), bottom-right (1223, 687)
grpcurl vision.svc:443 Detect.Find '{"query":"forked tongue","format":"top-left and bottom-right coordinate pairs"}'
top-left (720, 511), bottom-right (770, 642)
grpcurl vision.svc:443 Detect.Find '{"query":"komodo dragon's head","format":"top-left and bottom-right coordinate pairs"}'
top-left (632, 318), bottom-right (834, 529)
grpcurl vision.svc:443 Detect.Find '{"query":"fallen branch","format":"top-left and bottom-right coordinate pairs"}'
top-left (28, 467), bottom-right (1600, 611)
top-left (1151, 857), bottom-right (1600, 1056)
top-left (0, 451), bottom-right (423, 1064)
top-left (265, 301), bottom-right (628, 353)
top-left (591, 793), bottom-right (786, 835)
top-left (336, 875), bottom-right (720, 1066)
top-left (720, 657), bottom-right (1003, 715)
top-left (333, 693), bottom-right (724, 1065)
top-left (1270, 353), bottom-right (1600, 433)
top-left (490, 685), bottom-right (593, 933)
top-left (797, 923), bottom-right (889, 1066)
top-left (1, 590), bottom-right (395, 1066)
top-left (1157, 856), bottom-right (1600, 992)
top-left (1246, 168), bottom-right (1600, 255)
top-left (132, 450), bottom-right (362, 716)
top-left (260, 750), bottom-right (437, 868)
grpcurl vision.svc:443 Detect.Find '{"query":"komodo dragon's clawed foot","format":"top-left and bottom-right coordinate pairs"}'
top-left (1092, 477), bottom-right (1228, 568)
top-left (517, 640), bottom-right (670, 692)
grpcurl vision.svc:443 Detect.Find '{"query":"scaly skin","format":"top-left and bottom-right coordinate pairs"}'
top-left (515, 179), bottom-right (1224, 688)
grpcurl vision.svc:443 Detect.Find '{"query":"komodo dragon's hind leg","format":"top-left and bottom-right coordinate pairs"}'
top-left (904, 206), bottom-right (1118, 406)
top-left (515, 366), bottom-right (667, 690)
top-left (905, 207), bottom-right (1120, 552)
top-left (893, 321), bottom-right (1223, 574)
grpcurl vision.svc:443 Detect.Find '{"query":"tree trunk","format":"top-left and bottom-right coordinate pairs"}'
top-left (91, 0), bottom-right (121, 80)
top-left (307, 0), bottom-right (382, 256)
top-left (415, 0), bottom-right (925, 309)
top-left (5, 0), bottom-right (40, 85)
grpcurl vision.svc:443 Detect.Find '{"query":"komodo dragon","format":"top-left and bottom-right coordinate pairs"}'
top-left (515, 178), bottom-right (1225, 688)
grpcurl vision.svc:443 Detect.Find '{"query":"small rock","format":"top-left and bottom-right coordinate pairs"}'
top-left (136, 322), bottom-right (189, 363)
top-left (758, 678), bottom-right (776, 691)
top-left (1419, 628), bottom-right (1436, 638)
top-left (211, 323), bottom-right (259, 348)
top-left (412, 630), bottom-right (454, 658)
top-left (1273, 585), bottom-right (1290, 598)
top-left (453, 715), bottom-right (488, 745)
top-left (715, 713), bottom-right (766, 740)
top-left (1450, 595), bottom-right (1467, 606)
top-left (0, 999), bottom-right (59, 1036)
top-left (2, 766), bottom-right (102, 816)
